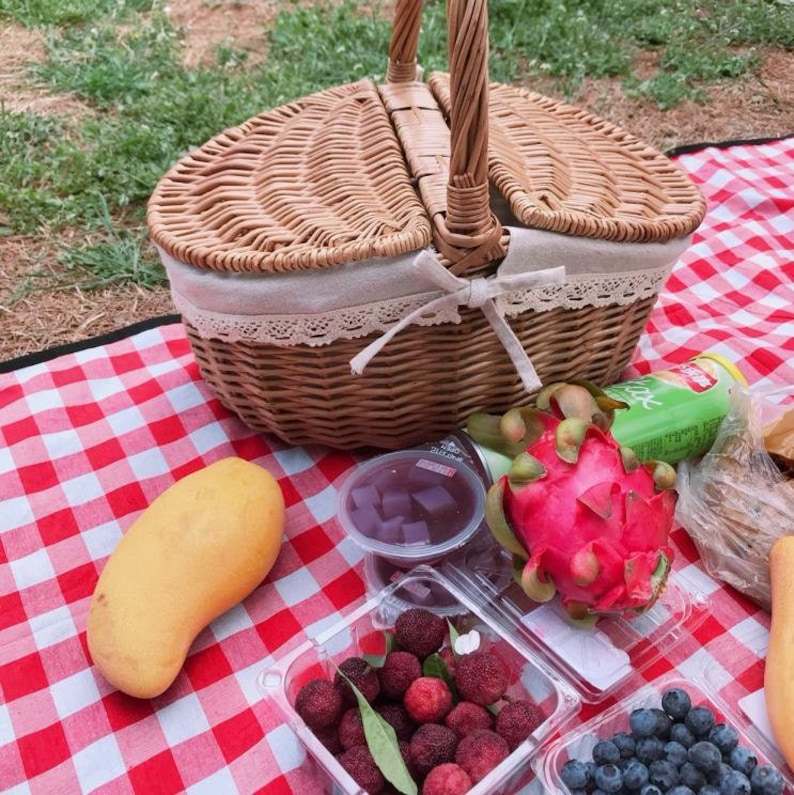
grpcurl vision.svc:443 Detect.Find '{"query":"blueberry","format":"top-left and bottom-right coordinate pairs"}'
top-left (727, 745), bottom-right (758, 777)
top-left (630, 708), bottom-right (660, 738)
top-left (639, 785), bottom-right (663, 795)
top-left (648, 758), bottom-right (680, 789)
top-left (669, 722), bottom-right (696, 748)
top-left (622, 759), bottom-right (650, 789)
top-left (749, 763), bottom-right (786, 795)
top-left (708, 721), bottom-right (740, 754)
top-left (711, 761), bottom-right (735, 786)
top-left (688, 740), bottom-right (722, 774)
top-left (661, 687), bottom-right (692, 720)
top-left (594, 763), bottom-right (623, 793)
top-left (721, 768), bottom-right (752, 795)
top-left (635, 736), bottom-right (666, 765)
top-left (684, 705), bottom-right (716, 737)
top-left (651, 708), bottom-right (672, 739)
top-left (561, 758), bottom-right (590, 789)
top-left (592, 739), bottom-right (621, 766)
top-left (612, 731), bottom-right (637, 759)
top-left (664, 740), bottom-right (689, 767)
top-left (666, 787), bottom-right (696, 795)
top-left (679, 760), bottom-right (706, 790)
top-left (700, 787), bottom-right (721, 795)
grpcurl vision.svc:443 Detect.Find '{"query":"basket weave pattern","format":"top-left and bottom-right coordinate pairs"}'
top-left (148, 82), bottom-right (433, 273)
top-left (148, 0), bottom-right (706, 450)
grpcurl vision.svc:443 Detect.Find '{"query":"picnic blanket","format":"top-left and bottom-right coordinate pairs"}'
top-left (1, 134), bottom-right (793, 794)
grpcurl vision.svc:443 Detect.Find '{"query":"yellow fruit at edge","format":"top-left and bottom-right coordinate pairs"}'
top-left (87, 456), bottom-right (285, 699)
top-left (764, 534), bottom-right (794, 770)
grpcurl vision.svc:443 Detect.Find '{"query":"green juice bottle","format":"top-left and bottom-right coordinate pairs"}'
top-left (605, 353), bottom-right (747, 464)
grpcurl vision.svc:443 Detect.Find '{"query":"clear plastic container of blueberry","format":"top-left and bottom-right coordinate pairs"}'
top-left (535, 673), bottom-right (793, 795)
top-left (258, 566), bottom-right (580, 795)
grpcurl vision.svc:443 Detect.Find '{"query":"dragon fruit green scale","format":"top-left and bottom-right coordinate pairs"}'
top-left (467, 383), bottom-right (678, 622)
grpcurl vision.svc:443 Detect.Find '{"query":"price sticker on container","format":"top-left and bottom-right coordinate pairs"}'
top-left (415, 457), bottom-right (459, 478)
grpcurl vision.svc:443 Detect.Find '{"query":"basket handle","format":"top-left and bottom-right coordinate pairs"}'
top-left (388, 0), bottom-right (505, 275)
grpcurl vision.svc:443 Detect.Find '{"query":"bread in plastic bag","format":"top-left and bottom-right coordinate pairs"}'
top-left (675, 385), bottom-right (794, 611)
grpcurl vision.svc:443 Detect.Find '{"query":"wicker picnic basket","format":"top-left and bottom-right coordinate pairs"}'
top-left (147, 0), bottom-right (706, 450)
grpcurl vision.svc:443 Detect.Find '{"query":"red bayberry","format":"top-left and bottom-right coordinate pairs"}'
top-left (294, 678), bottom-right (343, 730)
top-left (422, 762), bottom-right (473, 795)
top-left (394, 608), bottom-right (446, 659)
top-left (495, 698), bottom-right (544, 750)
top-left (404, 676), bottom-right (453, 724)
top-left (378, 650), bottom-right (422, 699)
top-left (338, 707), bottom-right (366, 750)
top-left (454, 651), bottom-right (508, 706)
top-left (445, 700), bottom-right (494, 739)
top-left (455, 728), bottom-right (510, 784)
top-left (409, 723), bottom-right (458, 779)
top-left (334, 656), bottom-right (380, 705)
top-left (337, 744), bottom-right (385, 794)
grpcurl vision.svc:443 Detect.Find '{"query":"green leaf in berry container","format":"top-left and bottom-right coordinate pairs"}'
top-left (422, 653), bottom-right (457, 696)
top-left (335, 668), bottom-right (418, 795)
top-left (447, 619), bottom-right (460, 653)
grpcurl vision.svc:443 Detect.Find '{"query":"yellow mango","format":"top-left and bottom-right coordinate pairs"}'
top-left (87, 456), bottom-right (285, 699)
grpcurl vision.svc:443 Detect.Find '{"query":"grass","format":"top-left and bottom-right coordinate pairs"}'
top-left (1, 0), bottom-right (793, 293)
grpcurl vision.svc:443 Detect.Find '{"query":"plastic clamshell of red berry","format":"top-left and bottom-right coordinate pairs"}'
top-left (258, 565), bottom-right (580, 795)
top-left (535, 673), bottom-right (793, 795)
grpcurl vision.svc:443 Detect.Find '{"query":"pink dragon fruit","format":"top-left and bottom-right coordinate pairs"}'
top-left (467, 383), bottom-right (677, 623)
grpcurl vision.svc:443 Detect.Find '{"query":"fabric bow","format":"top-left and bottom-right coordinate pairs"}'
top-left (349, 250), bottom-right (565, 393)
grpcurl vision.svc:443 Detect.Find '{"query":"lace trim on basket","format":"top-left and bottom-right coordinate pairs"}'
top-left (494, 265), bottom-right (675, 315)
top-left (171, 289), bottom-right (461, 346)
top-left (173, 263), bottom-right (673, 347)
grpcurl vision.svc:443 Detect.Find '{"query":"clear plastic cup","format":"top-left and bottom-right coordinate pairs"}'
top-left (337, 449), bottom-right (487, 568)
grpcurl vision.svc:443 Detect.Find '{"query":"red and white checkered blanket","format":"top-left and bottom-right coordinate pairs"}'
top-left (1, 136), bottom-right (793, 794)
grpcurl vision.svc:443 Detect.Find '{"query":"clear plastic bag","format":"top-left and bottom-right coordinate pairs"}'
top-left (676, 386), bottom-right (794, 611)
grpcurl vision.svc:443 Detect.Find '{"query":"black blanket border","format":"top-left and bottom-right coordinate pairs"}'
top-left (1, 314), bottom-right (181, 374)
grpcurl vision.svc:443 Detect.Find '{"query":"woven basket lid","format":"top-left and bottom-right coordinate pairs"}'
top-left (147, 80), bottom-right (434, 273)
top-left (147, 0), bottom-right (705, 275)
top-left (430, 73), bottom-right (706, 245)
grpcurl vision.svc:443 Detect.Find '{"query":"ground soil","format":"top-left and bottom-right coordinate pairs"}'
top-left (1, 2), bottom-right (793, 364)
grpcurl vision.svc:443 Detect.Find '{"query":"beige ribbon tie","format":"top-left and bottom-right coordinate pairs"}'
top-left (349, 250), bottom-right (566, 393)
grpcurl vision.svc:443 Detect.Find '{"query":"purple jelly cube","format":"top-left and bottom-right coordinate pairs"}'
top-left (412, 484), bottom-right (457, 517)
top-left (401, 580), bottom-right (433, 604)
top-left (381, 488), bottom-right (413, 519)
top-left (401, 520), bottom-right (429, 546)
top-left (376, 515), bottom-right (403, 544)
top-left (368, 467), bottom-right (401, 492)
top-left (349, 505), bottom-right (381, 536)
top-left (350, 483), bottom-right (380, 509)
